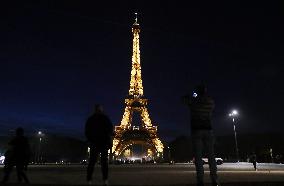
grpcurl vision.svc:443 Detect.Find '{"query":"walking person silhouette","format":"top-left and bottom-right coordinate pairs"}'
top-left (183, 84), bottom-right (220, 186)
top-left (251, 153), bottom-right (257, 171)
top-left (85, 104), bottom-right (113, 186)
top-left (1, 127), bottom-right (30, 184)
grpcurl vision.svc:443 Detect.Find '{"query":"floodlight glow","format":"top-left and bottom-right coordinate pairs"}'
top-left (229, 110), bottom-right (238, 117)
top-left (0, 156), bottom-right (5, 164)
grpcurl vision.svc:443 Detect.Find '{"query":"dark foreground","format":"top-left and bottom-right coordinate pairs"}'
top-left (0, 163), bottom-right (284, 185)
top-left (1, 183), bottom-right (284, 186)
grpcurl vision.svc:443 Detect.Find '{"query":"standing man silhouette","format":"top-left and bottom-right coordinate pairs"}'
top-left (85, 104), bottom-right (113, 186)
top-left (183, 84), bottom-right (220, 186)
top-left (251, 153), bottom-right (257, 171)
top-left (2, 127), bottom-right (30, 183)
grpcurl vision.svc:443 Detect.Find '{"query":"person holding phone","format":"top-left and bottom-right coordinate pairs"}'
top-left (183, 84), bottom-right (220, 186)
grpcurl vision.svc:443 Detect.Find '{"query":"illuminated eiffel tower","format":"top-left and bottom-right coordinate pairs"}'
top-left (112, 14), bottom-right (164, 159)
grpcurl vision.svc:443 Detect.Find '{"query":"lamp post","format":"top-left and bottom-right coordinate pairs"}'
top-left (167, 146), bottom-right (171, 164)
top-left (229, 110), bottom-right (239, 162)
top-left (37, 131), bottom-right (44, 163)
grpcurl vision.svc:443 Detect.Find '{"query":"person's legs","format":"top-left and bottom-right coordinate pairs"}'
top-left (253, 161), bottom-right (257, 170)
top-left (2, 163), bottom-right (13, 183)
top-left (100, 149), bottom-right (109, 184)
top-left (87, 147), bottom-right (99, 182)
top-left (204, 130), bottom-right (219, 185)
top-left (22, 170), bottom-right (29, 183)
top-left (16, 163), bottom-right (29, 183)
top-left (16, 164), bottom-right (23, 183)
top-left (192, 130), bottom-right (204, 185)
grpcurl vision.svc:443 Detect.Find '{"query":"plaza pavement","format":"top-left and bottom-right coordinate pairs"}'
top-left (0, 163), bottom-right (284, 186)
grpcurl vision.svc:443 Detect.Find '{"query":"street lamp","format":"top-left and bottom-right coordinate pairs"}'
top-left (229, 110), bottom-right (239, 162)
top-left (37, 131), bottom-right (44, 163)
top-left (167, 146), bottom-right (172, 164)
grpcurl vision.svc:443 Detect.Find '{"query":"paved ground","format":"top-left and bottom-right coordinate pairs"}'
top-left (0, 163), bottom-right (284, 185)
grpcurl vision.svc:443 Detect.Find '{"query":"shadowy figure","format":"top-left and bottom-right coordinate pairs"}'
top-left (250, 153), bottom-right (257, 171)
top-left (85, 104), bottom-right (113, 186)
top-left (2, 127), bottom-right (30, 184)
top-left (183, 84), bottom-right (220, 186)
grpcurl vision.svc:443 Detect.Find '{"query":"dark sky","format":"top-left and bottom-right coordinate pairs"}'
top-left (0, 1), bottom-right (283, 141)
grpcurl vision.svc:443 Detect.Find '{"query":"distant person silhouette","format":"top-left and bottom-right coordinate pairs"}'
top-left (183, 84), bottom-right (220, 186)
top-left (1, 127), bottom-right (30, 183)
top-left (85, 104), bottom-right (113, 186)
top-left (251, 153), bottom-right (257, 171)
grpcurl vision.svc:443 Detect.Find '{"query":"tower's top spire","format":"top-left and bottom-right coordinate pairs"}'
top-left (133, 12), bottom-right (139, 25)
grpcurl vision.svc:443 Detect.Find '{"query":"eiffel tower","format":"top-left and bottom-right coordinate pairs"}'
top-left (112, 14), bottom-right (164, 159)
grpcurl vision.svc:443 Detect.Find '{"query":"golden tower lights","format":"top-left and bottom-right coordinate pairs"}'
top-left (112, 13), bottom-right (164, 158)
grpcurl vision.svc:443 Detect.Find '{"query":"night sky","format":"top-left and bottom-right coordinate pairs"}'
top-left (0, 2), bottom-right (283, 141)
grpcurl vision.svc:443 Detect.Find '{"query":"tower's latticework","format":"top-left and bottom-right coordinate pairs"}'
top-left (112, 15), bottom-right (164, 158)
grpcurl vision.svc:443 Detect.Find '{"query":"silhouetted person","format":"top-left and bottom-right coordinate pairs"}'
top-left (183, 84), bottom-right (220, 186)
top-left (2, 127), bottom-right (30, 183)
top-left (251, 153), bottom-right (257, 171)
top-left (85, 105), bottom-right (113, 186)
